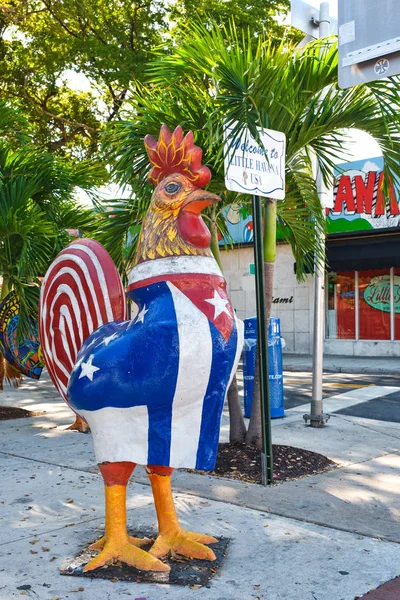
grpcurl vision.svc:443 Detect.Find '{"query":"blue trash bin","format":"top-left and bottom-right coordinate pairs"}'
top-left (243, 316), bottom-right (284, 419)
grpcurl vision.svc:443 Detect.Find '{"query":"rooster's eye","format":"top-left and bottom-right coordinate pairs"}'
top-left (165, 182), bottom-right (180, 195)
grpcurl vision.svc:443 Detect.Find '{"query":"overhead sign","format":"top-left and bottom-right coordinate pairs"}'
top-left (338, 0), bottom-right (400, 89)
top-left (224, 125), bottom-right (286, 200)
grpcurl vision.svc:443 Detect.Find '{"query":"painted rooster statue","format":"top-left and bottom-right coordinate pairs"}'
top-left (39, 125), bottom-right (243, 572)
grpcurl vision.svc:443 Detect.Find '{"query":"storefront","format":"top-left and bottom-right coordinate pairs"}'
top-left (220, 156), bottom-right (400, 357)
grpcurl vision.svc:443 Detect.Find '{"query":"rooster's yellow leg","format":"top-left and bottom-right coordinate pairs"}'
top-left (89, 534), bottom-right (150, 551)
top-left (65, 415), bottom-right (90, 433)
top-left (84, 462), bottom-right (169, 573)
top-left (147, 467), bottom-right (217, 561)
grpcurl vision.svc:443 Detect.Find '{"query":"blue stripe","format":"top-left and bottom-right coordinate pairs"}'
top-left (68, 280), bottom-right (179, 471)
top-left (195, 322), bottom-right (238, 471)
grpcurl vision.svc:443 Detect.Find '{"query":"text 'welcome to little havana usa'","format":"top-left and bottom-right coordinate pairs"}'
top-left (224, 125), bottom-right (286, 200)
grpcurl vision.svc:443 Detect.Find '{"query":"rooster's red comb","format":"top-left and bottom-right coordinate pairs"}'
top-left (144, 124), bottom-right (211, 188)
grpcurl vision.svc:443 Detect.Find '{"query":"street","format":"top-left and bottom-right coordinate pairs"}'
top-left (283, 373), bottom-right (400, 423)
top-left (235, 367), bottom-right (400, 423)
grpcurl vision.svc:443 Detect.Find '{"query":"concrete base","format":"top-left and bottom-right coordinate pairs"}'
top-left (61, 533), bottom-right (229, 587)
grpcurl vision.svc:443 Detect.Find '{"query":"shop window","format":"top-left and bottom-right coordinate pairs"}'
top-left (358, 269), bottom-right (391, 340)
top-left (326, 271), bottom-right (356, 339)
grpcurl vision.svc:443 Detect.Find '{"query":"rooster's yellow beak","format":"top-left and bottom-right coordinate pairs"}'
top-left (180, 188), bottom-right (220, 215)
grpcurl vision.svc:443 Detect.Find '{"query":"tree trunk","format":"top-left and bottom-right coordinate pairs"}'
top-left (0, 351), bottom-right (4, 390)
top-left (209, 205), bottom-right (246, 442)
top-left (209, 206), bottom-right (223, 271)
top-left (227, 372), bottom-right (247, 442)
top-left (1, 278), bottom-right (8, 389)
top-left (0, 275), bottom-right (9, 300)
top-left (246, 199), bottom-right (276, 448)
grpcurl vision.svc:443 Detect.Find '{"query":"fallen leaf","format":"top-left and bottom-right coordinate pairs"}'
top-left (66, 498), bottom-right (74, 504)
top-left (42, 547), bottom-right (50, 552)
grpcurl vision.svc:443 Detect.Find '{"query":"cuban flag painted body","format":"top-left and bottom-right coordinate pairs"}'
top-left (68, 256), bottom-right (243, 471)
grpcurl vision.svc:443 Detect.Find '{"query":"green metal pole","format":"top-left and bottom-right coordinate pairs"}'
top-left (251, 194), bottom-right (273, 485)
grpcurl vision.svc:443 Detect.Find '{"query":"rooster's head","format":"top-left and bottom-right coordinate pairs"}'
top-left (134, 125), bottom-right (220, 265)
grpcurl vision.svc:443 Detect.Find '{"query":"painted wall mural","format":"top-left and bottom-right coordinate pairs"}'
top-left (0, 291), bottom-right (43, 380)
top-left (220, 156), bottom-right (400, 245)
top-left (39, 125), bottom-right (244, 573)
top-left (326, 156), bottom-right (400, 233)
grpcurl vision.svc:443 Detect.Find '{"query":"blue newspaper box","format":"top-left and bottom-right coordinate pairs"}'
top-left (243, 316), bottom-right (284, 419)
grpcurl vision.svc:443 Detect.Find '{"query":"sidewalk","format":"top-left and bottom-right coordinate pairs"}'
top-left (0, 373), bottom-right (399, 599)
top-left (283, 353), bottom-right (400, 375)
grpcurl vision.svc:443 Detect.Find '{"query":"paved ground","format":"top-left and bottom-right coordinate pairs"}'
top-left (0, 371), bottom-right (399, 599)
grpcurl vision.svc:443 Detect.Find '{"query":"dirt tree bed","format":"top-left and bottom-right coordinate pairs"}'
top-left (0, 406), bottom-right (36, 421)
top-left (205, 442), bottom-right (337, 483)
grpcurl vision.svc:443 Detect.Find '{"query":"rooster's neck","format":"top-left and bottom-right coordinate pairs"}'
top-left (127, 255), bottom-right (223, 294)
top-left (133, 206), bottom-right (212, 266)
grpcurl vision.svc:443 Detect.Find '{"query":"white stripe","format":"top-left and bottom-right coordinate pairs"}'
top-left (68, 244), bottom-right (114, 321)
top-left (80, 406), bottom-right (149, 465)
top-left (128, 256), bottom-right (223, 286)
top-left (50, 284), bottom-right (83, 344)
top-left (40, 289), bottom-right (69, 398)
top-left (47, 286), bottom-right (78, 383)
top-left (288, 385), bottom-right (400, 415)
top-left (43, 253), bottom-right (104, 327)
top-left (167, 282), bottom-right (213, 469)
top-left (47, 267), bottom-right (94, 332)
top-left (60, 305), bottom-right (78, 364)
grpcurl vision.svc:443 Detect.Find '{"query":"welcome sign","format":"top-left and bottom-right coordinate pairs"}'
top-left (224, 125), bottom-right (286, 200)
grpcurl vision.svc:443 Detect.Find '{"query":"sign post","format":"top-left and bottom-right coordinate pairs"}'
top-left (291, 1), bottom-right (335, 428)
top-left (224, 125), bottom-right (285, 485)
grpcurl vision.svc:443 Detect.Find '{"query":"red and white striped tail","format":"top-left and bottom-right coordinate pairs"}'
top-left (39, 239), bottom-right (127, 404)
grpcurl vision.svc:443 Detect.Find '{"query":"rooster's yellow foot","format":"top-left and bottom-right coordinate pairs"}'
top-left (150, 529), bottom-right (217, 561)
top-left (65, 416), bottom-right (90, 433)
top-left (89, 534), bottom-right (151, 551)
top-left (83, 540), bottom-right (170, 572)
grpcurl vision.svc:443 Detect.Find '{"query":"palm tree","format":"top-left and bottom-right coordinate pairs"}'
top-left (0, 103), bottom-right (104, 387)
top-left (101, 22), bottom-right (400, 447)
top-left (143, 22), bottom-right (400, 447)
